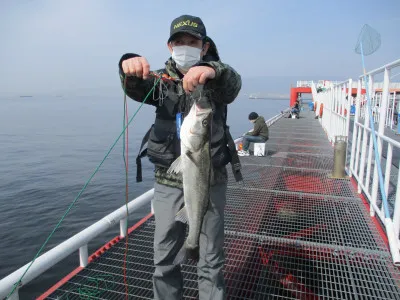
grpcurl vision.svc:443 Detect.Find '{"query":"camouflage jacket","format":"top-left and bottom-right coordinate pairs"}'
top-left (246, 116), bottom-right (269, 139)
top-left (118, 44), bottom-right (241, 188)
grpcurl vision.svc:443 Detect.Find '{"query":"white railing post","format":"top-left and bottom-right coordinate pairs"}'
top-left (365, 79), bottom-right (374, 196)
top-left (350, 79), bottom-right (361, 177)
top-left (393, 171), bottom-right (400, 239)
top-left (341, 83), bottom-right (346, 136)
top-left (346, 80), bottom-right (352, 162)
top-left (79, 244), bottom-right (88, 267)
top-left (120, 217), bottom-right (128, 238)
top-left (395, 92), bottom-right (398, 128)
top-left (389, 92), bottom-right (394, 129)
top-left (380, 68), bottom-right (391, 133)
top-left (381, 69), bottom-right (392, 202)
top-left (332, 85), bottom-right (340, 142)
top-left (371, 68), bottom-right (390, 216)
top-left (366, 75), bottom-right (378, 216)
top-left (332, 86), bottom-right (336, 140)
top-left (353, 80), bottom-right (363, 182)
top-left (348, 80), bottom-right (353, 130)
top-left (365, 137), bottom-right (373, 194)
top-left (330, 87), bottom-right (335, 142)
top-left (358, 76), bottom-right (371, 196)
top-left (384, 144), bottom-right (392, 198)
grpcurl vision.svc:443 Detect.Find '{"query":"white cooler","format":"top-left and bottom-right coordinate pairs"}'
top-left (254, 143), bottom-right (266, 156)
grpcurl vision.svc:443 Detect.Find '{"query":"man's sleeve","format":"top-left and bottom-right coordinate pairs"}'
top-left (118, 53), bottom-right (159, 106)
top-left (200, 61), bottom-right (242, 104)
top-left (246, 123), bottom-right (261, 136)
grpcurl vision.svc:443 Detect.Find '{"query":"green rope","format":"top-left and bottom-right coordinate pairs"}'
top-left (6, 76), bottom-right (161, 299)
top-left (58, 274), bottom-right (116, 299)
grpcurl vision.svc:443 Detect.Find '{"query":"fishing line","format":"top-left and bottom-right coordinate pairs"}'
top-left (122, 76), bottom-right (130, 299)
top-left (6, 75), bottom-right (162, 299)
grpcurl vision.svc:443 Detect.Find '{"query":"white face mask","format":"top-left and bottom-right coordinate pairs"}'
top-left (171, 45), bottom-right (202, 72)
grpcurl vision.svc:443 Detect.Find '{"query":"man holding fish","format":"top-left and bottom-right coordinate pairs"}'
top-left (119, 14), bottom-right (242, 300)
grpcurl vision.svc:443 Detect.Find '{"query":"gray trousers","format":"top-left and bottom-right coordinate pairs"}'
top-left (152, 181), bottom-right (227, 300)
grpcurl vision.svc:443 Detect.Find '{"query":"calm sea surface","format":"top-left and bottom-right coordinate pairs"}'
top-left (0, 95), bottom-right (288, 298)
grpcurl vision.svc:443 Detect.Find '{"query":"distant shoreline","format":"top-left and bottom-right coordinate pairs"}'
top-left (248, 97), bottom-right (289, 100)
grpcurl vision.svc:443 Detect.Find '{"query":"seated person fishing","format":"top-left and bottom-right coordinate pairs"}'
top-left (238, 112), bottom-right (269, 156)
top-left (289, 100), bottom-right (300, 118)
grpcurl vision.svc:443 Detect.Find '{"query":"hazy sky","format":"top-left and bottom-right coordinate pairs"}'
top-left (1, 0), bottom-right (399, 96)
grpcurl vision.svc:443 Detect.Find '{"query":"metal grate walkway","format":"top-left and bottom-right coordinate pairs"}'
top-left (43, 110), bottom-right (400, 299)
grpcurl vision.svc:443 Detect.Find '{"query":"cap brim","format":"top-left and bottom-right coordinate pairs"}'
top-left (168, 29), bottom-right (204, 42)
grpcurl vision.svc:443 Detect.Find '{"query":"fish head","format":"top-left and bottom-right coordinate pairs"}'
top-left (181, 102), bottom-right (212, 152)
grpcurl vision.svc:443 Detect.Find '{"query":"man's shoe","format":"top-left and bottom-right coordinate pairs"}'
top-left (238, 150), bottom-right (250, 157)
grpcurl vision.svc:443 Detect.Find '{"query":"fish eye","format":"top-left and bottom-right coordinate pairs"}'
top-left (202, 119), bottom-right (208, 127)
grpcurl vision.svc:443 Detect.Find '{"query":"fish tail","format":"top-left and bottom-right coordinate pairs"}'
top-left (186, 246), bottom-right (200, 261)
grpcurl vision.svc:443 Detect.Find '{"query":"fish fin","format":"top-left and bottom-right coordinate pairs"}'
top-left (173, 245), bottom-right (200, 265)
top-left (167, 156), bottom-right (183, 174)
top-left (175, 207), bottom-right (188, 224)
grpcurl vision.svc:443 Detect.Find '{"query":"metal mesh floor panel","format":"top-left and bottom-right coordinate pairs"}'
top-left (243, 153), bottom-right (335, 170)
top-left (225, 235), bottom-right (400, 300)
top-left (267, 140), bottom-right (331, 148)
top-left (268, 136), bottom-right (329, 142)
top-left (227, 164), bottom-right (357, 198)
top-left (266, 143), bottom-right (333, 155)
top-left (46, 220), bottom-right (400, 300)
top-left (269, 132), bottom-right (328, 139)
top-left (43, 112), bottom-right (400, 299)
top-left (224, 188), bottom-right (389, 252)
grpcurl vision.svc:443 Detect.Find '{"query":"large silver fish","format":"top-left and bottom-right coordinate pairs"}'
top-left (167, 98), bottom-right (213, 263)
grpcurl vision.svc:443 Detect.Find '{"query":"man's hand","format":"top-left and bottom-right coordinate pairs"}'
top-left (183, 66), bottom-right (216, 93)
top-left (121, 57), bottom-right (150, 80)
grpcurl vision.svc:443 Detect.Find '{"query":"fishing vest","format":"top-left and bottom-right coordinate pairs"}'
top-left (136, 81), bottom-right (242, 183)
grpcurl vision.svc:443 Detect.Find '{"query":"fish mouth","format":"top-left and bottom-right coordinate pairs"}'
top-left (189, 128), bottom-right (202, 136)
top-left (195, 103), bottom-right (212, 114)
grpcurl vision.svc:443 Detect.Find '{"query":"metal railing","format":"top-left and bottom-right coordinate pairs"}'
top-left (359, 91), bottom-right (399, 131)
top-left (348, 58), bottom-right (400, 265)
top-left (0, 189), bottom-right (154, 300)
top-left (315, 58), bottom-right (400, 265)
top-left (311, 80), bottom-right (353, 144)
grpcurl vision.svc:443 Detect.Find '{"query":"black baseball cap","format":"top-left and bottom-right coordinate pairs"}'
top-left (248, 112), bottom-right (259, 120)
top-left (168, 15), bottom-right (207, 42)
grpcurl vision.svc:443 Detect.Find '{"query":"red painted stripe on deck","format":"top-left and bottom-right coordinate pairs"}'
top-left (36, 267), bottom-right (83, 300)
top-left (127, 212), bottom-right (153, 235)
top-left (37, 212), bottom-right (154, 299)
top-left (88, 212), bottom-right (153, 263)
